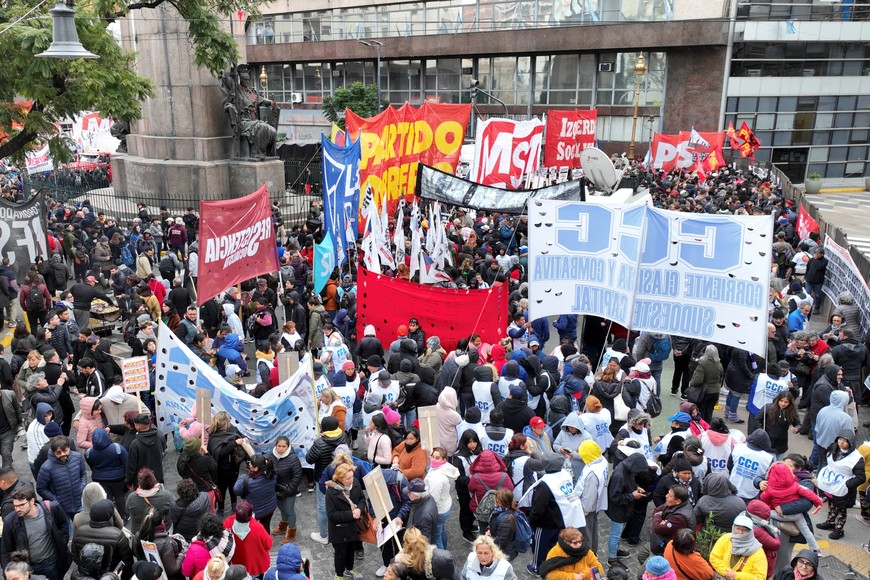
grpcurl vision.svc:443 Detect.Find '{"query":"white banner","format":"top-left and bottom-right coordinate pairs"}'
top-left (25, 144), bottom-right (53, 174)
top-left (155, 322), bottom-right (318, 458)
top-left (821, 237), bottom-right (870, 334)
top-left (528, 200), bottom-right (772, 354)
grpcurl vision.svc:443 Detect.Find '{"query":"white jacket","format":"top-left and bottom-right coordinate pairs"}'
top-left (425, 462), bottom-right (459, 515)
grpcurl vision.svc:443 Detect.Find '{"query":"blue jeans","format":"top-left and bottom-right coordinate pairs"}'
top-left (435, 510), bottom-right (450, 549)
top-left (279, 494), bottom-right (298, 528)
top-left (726, 391), bottom-right (742, 414)
top-left (403, 408), bottom-right (417, 430)
top-left (316, 485), bottom-right (327, 537)
top-left (608, 520), bottom-right (627, 558)
top-left (805, 282), bottom-right (823, 311)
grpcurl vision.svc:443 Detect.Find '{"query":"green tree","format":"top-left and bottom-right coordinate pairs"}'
top-left (321, 82), bottom-right (386, 131)
top-left (0, 0), bottom-right (259, 164)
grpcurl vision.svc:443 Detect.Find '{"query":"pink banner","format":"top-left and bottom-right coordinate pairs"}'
top-left (197, 184), bottom-right (279, 306)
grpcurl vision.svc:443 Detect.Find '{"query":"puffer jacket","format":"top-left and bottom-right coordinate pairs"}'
top-left (264, 543), bottom-right (307, 580)
top-left (76, 397), bottom-right (104, 450)
top-left (725, 349), bottom-right (757, 394)
top-left (70, 543), bottom-right (111, 580)
top-left (71, 520), bottom-right (134, 578)
top-left (468, 450), bottom-right (514, 512)
top-left (305, 431), bottom-right (348, 481)
top-left (234, 471), bottom-right (278, 516)
top-left (273, 449), bottom-right (303, 497)
top-left (694, 472), bottom-right (747, 533)
top-left (168, 491), bottom-right (212, 541)
top-left (552, 412), bottom-right (593, 477)
top-left (217, 334), bottom-right (247, 372)
top-left (85, 428), bottom-right (127, 482)
top-left (37, 449), bottom-right (87, 515)
top-left (435, 387), bottom-right (462, 456)
top-left (407, 493), bottom-right (439, 543)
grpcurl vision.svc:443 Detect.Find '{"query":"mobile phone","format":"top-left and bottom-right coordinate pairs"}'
top-left (591, 567), bottom-right (604, 580)
top-left (114, 561), bottom-right (125, 574)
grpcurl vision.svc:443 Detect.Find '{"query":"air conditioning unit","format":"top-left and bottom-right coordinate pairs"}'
top-left (332, 70), bottom-right (342, 77)
top-left (598, 63), bottom-right (613, 72)
top-left (291, 93), bottom-right (303, 103)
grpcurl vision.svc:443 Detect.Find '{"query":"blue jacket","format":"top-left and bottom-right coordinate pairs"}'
top-left (217, 334), bottom-right (247, 372)
top-left (234, 472), bottom-right (277, 516)
top-left (264, 543), bottom-right (307, 580)
top-left (37, 449), bottom-right (87, 515)
top-left (85, 428), bottom-right (127, 482)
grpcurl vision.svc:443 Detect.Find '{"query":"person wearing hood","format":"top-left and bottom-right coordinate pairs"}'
top-left (694, 472), bottom-right (749, 533)
top-left (729, 430), bottom-right (775, 502)
top-left (745, 500), bottom-right (782, 576)
top-left (808, 363), bottom-right (841, 429)
top-left (496, 361), bottom-right (525, 402)
top-left (553, 412), bottom-right (593, 478)
top-left (223, 500), bottom-right (273, 577)
top-left (453, 428), bottom-right (483, 542)
top-left (496, 382), bottom-right (536, 435)
top-left (126, 413), bottom-right (166, 486)
top-left (610, 411), bottom-right (655, 467)
top-left (70, 499), bottom-right (134, 580)
top-left (519, 354), bottom-right (548, 417)
top-left (469, 449), bottom-right (514, 516)
top-left (37, 437), bottom-right (87, 521)
top-left (772, 550), bottom-right (823, 580)
top-left (831, 290), bottom-right (861, 337)
top-left (576, 440), bottom-right (608, 556)
top-left (724, 348), bottom-right (759, 424)
top-left (830, 327), bottom-right (869, 391)
top-left (491, 341), bottom-right (508, 375)
top-left (99, 385), bottom-right (141, 444)
top-left (471, 365), bottom-right (500, 424)
top-left (216, 334), bottom-right (247, 377)
top-left (26, 402), bottom-right (54, 468)
top-left (561, 360), bottom-right (589, 410)
top-left (425, 447), bottom-right (460, 549)
top-left (75, 397), bottom-right (104, 451)
top-left (84, 428), bottom-right (129, 519)
top-left (652, 458), bottom-right (701, 508)
top-left (816, 429), bottom-right (865, 539)
top-left (812, 390), bottom-right (854, 470)
top-left (264, 543), bottom-right (308, 580)
top-left (436, 388), bottom-right (462, 456)
top-left (420, 336), bottom-right (446, 377)
top-left (605, 452), bottom-right (650, 567)
top-left (520, 452), bottom-right (585, 576)
top-left (538, 527), bottom-right (602, 580)
top-left (709, 514), bottom-right (768, 580)
top-left (701, 418), bottom-right (737, 475)
top-left (284, 292), bottom-right (308, 345)
top-left (479, 409), bottom-right (514, 457)
top-left (72, 482), bottom-right (124, 536)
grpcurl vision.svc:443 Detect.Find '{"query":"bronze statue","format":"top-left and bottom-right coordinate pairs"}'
top-left (110, 121), bottom-right (130, 153)
top-left (220, 63), bottom-right (279, 160)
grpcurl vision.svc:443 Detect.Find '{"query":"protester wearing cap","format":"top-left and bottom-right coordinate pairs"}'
top-left (654, 412), bottom-right (692, 466)
top-left (576, 440), bottom-right (608, 555)
top-left (305, 416), bottom-right (348, 545)
top-left (709, 514), bottom-right (768, 580)
top-left (69, 274), bottom-right (114, 329)
top-left (524, 415), bottom-right (554, 453)
top-left (370, 369), bottom-right (400, 409)
top-left (402, 477), bottom-right (439, 543)
top-left (310, 361), bottom-right (331, 397)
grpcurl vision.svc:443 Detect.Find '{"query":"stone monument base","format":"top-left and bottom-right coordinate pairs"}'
top-left (111, 153), bottom-right (285, 202)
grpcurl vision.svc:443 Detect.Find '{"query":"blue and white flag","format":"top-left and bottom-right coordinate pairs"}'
top-left (314, 234), bottom-right (335, 295)
top-left (322, 133), bottom-right (361, 265)
top-left (155, 322), bottom-right (318, 460)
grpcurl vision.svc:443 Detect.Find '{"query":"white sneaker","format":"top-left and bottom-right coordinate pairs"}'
top-left (376, 566), bottom-right (387, 577)
top-left (310, 532), bottom-right (329, 545)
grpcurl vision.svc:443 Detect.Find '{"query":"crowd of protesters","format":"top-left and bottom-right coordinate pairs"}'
top-left (0, 160), bottom-right (867, 580)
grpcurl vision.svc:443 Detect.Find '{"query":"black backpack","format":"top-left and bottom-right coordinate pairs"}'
top-left (26, 284), bottom-right (46, 312)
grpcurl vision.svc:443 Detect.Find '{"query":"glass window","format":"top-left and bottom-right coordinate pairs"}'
top-left (738, 97), bottom-right (758, 112)
top-left (839, 96), bottom-right (857, 110)
top-left (812, 132), bottom-right (830, 145)
top-left (778, 97), bottom-right (797, 112)
top-left (845, 161), bottom-right (864, 177)
top-left (852, 129), bottom-right (869, 143)
top-left (818, 96), bottom-right (838, 111)
top-left (758, 97), bottom-right (778, 112)
top-left (831, 130), bottom-right (850, 145)
top-left (848, 146), bottom-right (868, 160)
top-left (808, 147), bottom-right (828, 162)
top-left (829, 147), bottom-right (848, 162)
top-left (726, 97), bottom-right (738, 112)
top-left (776, 114), bottom-right (794, 130)
top-left (826, 163), bottom-right (845, 178)
top-left (773, 131), bottom-right (792, 146)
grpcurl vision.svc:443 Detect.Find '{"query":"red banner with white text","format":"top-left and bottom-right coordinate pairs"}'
top-left (197, 184), bottom-right (279, 306)
top-left (796, 204), bottom-right (820, 242)
top-left (469, 118), bottom-right (544, 189)
top-left (543, 109), bottom-right (597, 169)
top-left (651, 131), bottom-right (726, 172)
top-left (345, 103), bottom-right (471, 217)
top-left (356, 267), bottom-right (509, 352)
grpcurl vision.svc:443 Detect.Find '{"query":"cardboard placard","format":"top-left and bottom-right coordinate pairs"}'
top-left (196, 388), bottom-right (212, 428)
top-left (417, 405), bottom-right (439, 452)
top-left (361, 466), bottom-right (401, 550)
top-left (278, 351), bottom-right (300, 384)
top-left (376, 519), bottom-right (402, 547)
top-left (139, 541), bottom-right (168, 580)
top-left (121, 356), bottom-right (150, 393)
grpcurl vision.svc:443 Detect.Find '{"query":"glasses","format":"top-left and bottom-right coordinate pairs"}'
top-left (796, 560), bottom-right (813, 568)
top-left (12, 502), bottom-right (30, 509)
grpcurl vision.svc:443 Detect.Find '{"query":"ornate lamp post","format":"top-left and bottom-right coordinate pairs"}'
top-left (260, 65), bottom-right (268, 98)
top-left (627, 52), bottom-right (647, 161)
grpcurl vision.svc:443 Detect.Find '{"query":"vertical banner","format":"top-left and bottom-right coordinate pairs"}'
top-left (196, 183), bottom-right (279, 306)
top-left (0, 195), bottom-right (48, 282)
top-left (543, 109), bottom-right (597, 169)
top-left (528, 200), bottom-right (772, 354)
top-left (313, 234), bottom-right (335, 295)
top-left (796, 204), bottom-right (820, 242)
top-left (820, 237), bottom-right (870, 333)
top-left (346, 103), bottom-right (471, 217)
top-left (469, 117), bottom-right (544, 189)
top-left (321, 133), bottom-right (361, 264)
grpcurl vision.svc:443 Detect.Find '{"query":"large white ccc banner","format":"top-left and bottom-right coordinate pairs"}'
top-left (528, 200), bottom-right (772, 354)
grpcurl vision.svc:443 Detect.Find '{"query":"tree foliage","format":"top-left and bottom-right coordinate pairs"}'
top-left (322, 82), bottom-right (387, 130)
top-left (0, 0), bottom-right (259, 164)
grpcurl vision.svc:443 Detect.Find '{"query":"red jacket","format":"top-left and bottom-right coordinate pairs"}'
top-left (148, 278), bottom-right (166, 307)
top-left (19, 283), bottom-right (52, 312)
top-left (760, 463), bottom-right (822, 508)
top-left (467, 450), bottom-right (514, 512)
top-left (223, 515), bottom-right (273, 575)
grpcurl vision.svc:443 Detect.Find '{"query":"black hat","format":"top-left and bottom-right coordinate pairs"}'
top-left (366, 355), bottom-right (382, 368)
top-left (321, 416), bottom-right (339, 432)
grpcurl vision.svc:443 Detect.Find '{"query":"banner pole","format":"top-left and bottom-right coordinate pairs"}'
top-left (371, 481), bottom-right (402, 552)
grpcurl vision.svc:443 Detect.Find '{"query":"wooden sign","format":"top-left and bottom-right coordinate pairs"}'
top-left (196, 388), bottom-right (212, 428)
top-left (277, 351), bottom-right (300, 384)
top-left (417, 405), bottom-right (439, 452)
top-left (121, 356), bottom-right (150, 393)
top-left (362, 466), bottom-right (401, 550)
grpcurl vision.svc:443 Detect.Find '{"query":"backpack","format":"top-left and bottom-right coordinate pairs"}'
top-left (474, 473), bottom-right (506, 525)
top-left (121, 244), bottom-right (134, 267)
top-left (498, 510), bottom-right (533, 554)
top-left (25, 284), bottom-right (46, 312)
top-left (159, 254), bottom-right (175, 271)
top-left (74, 248), bottom-right (89, 266)
top-left (649, 336), bottom-right (671, 361)
top-left (645, 391), bottom-right (663, 418)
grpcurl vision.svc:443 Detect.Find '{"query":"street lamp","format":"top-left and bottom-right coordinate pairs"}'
top-left (260, 65), bottom-right (268, 98)
top-left (469, 78), bottom-right (509, 116)
top-left (358, 39), bottom-right (384, 112)
top-left (36, 0), bottom-right (98, 59)
top-left (627, 52), bottom-right (647, 161)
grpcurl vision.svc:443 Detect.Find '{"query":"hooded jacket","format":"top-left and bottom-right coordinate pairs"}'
top-left (436, 388), bottom-right (462, 456)
top-left (468, 450), bottom-right (514, 512)
top-left (264, 543), bottom-right (307, 580)
top-left (694, 472), bottom-right (747, 533)
top-left (745, 500), bottom-right (781, 577)
top-left (772, 549), bottom-right (823, 580)
top-left (26, 402), bottom-right (53, 463)
top-left (168, 491), bottom-right (212, 541)
top-left (217, 334), bottom-right (247, 373)
top-left (85, 428), bottom-right (128, 482)
top-left (546, 395), bottom-right (570, 439)
top-left (491, 343), bottom-right (508, 374)
top-left (76, 396), bottom-right (104, 450)
top-left (71, 500), bottom-right (134, 578)
top-left (37, 448), bottom-right (87, 515)
top-left (553, 413), bottom-right (593, 477)
top-left (425, 460), bottom-right (459, 516)
top-left (814, 390), bottom-right (854, 449)
top-left (126, 428), bottom-right (166, 486)
top-left (606, 452), bottom-right (650, 523)
top-left (496, 392), bottom-right (536, 434)
top-left (825, 429), bottom-right (865, 506)
top-left (809, 365), bottom-right (841, 420)
top-left (72, 482), bottom-right (124, 536)
top-left (760, 463), bottom-right (822, 509)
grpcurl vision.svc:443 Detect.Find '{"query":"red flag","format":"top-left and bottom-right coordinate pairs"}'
top-left (736, 122), bottom-right (761, 158)
top-left (796, 204), bottom-right (819, 241)
top-left (197, 183), bottom-right (279, 306)
top-left (726, 121), bottom-right (739, 150)
top-left (701, 146), bottom-right (725, 172)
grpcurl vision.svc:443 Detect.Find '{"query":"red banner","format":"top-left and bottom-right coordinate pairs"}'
top-left (469, 118), bottom-right (544, 190)
top-left (356, 267), bottom-right (509, 352)
top-left (543, 109), bottom-right (597, 169)
top-left (651, 131), bottom-right (725, 172)
top-left (796, 204), bottom-right (819, 242)
top-left (196, 184), bottom-right (279, 306)
top-left (345, 103), bottom-right (471, 215)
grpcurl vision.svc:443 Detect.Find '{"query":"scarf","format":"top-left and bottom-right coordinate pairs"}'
top-left (232, 520), bottom-right (251, 540)
top-left (674, 473), bottom-right (696, 505)
top-left (203, 529), bottom-right (235, 561)
top-left (321, 428), bottom-right (343, 439)
top-left (272, 446), bottom-right (292, 460)
top-left (405, 440), bottom-right (420, 453)
top-left (430, 460), bottom-right (446, 469)
top-left (538, 538), bottom-right (590, 578)
top-left (136, 485), bottom-right (161, 498)
top-left (730, 531), bottom-right (762, 556)
top-left (746, 512), bottom-right (778, 537)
